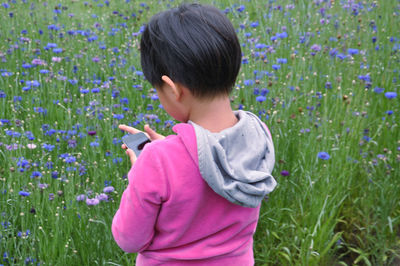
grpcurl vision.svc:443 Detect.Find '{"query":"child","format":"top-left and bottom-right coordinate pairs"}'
top-left (112, 3), bottom-right (277, 265)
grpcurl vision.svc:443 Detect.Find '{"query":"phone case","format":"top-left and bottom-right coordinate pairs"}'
top-left (122, 132), bottom-right (151, 157)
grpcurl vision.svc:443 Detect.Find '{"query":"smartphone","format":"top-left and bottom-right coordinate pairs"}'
top-left (122, 132), bottom-right (151, 157)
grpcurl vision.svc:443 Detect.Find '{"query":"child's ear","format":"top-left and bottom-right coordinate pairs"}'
top-left (161, 75), bottom-right (183, 101)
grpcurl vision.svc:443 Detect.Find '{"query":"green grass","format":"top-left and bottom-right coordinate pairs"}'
top-left (0, 0), bottom-right (399, 265)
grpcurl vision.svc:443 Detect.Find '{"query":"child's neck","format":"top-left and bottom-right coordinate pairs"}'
top-left (187, 96), bottom-right (238, 133)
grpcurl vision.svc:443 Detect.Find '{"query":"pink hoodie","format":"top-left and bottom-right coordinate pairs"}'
top-left (112, 123), bottom-right (262, 265)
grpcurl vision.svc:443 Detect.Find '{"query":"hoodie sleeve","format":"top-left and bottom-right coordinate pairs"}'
top-left (112, 144), bottom-right (168, 253)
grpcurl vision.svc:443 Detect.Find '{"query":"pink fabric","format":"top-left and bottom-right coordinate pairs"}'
top-left (112, 123), bottom-right (260, 265)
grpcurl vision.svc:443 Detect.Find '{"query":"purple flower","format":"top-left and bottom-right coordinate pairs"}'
top-left (103, 186), bottom-right (115, 193)
top-left (317, 152), bottom-right (330, 160)
top-left (76, 194), bottom-right (86, 201)
top-left (310, 44), bottom-right (321, 52)
top-left (49, 193), bottom-right (55, 201)
top-left (31, 59), bottom-right (46, 66)
top-left (384, 92), bottom-right (397, 99)
top-left (51, 57), bottom-right (62, 62)
top-left (280, 170), bottom-right (290, 176)
top-left (86, 198), bottom-right (100, 206)
top-left (88, 130), bottom-right (97, 136)
top-left (96, 193), bottom-right (108, 201)
top-left (325, 82), bottom-right (332, 89)
top-left (38, 183), bottom-right (48, 190)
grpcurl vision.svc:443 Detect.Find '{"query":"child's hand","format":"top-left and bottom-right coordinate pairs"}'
top-left (119, 124), bottom-right (165, 166)
top-left (119, 124), bottom-right (165, 142)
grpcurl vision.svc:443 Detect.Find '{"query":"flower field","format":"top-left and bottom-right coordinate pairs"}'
top-left (0, 0), bottom-right (399, 265)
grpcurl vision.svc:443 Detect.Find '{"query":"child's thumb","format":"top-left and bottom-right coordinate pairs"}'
top-left (126, 149), bottom-right (137, 165)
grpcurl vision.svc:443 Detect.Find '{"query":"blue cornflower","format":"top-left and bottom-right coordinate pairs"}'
top-left (358, 74), bottom-right (371, 82)
top-left (113, 113), bottom-right (124, 120)
top-left (19, 191), bottom-right (30, 197)
top-left (277, 32), bottom-right (288, 38)
top-left (31, 171), bottom-right (42, 178)
top-left (80, 88), bottom-right (89, 94)
top-left (317, 152), bottom-right (330, 160)
top-left (236, 5), bottom-right (245, 12)
top-left (68, 79), bottom-right (78, 85)
top-left (120, 97), bottom-right (129, 104)
top-left (347, 48), bottom-right (359, 55)
top-left (277, 58), bottom-right (287, 64)
top-left (65, 155), bottom-right (76, 164)
top-left (255, 43), bottom-right (267, 49)
top-left (27, 80), bottom-right (40, 87)
top-left (113, 158), bottom-right (123, 164)
top-left (42, 143), bottom-right (55, 151)
top-left (260, 88), bottom-right (269, 96)
top-left (250, 21), bottom-right (259, 28)
top-left (39, 69), bottom-right (49, 74)
top-left (325, 82), bottom-right (332, 89)
top-left (256, 96), bottom-right (266, 102)
top-left (51, 171), bottom-right (58, 179)
top-left (90, 141), bottom-right (99, 147)
top-left (336, 53), bottom-right (347, 60)
top-left (272, 64), bottom-right (281, 70)
top-left (385, 92), bottom-right (397, 99)
top-left (45, 43), bottom-right (57, 50)
top-left (244, 80), bottom-right (254, 86)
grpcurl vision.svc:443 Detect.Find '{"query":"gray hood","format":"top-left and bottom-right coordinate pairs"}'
top-left (189, 110), bottom-right (277, 208)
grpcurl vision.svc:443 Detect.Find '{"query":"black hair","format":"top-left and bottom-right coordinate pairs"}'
top-left (140, 3), bottom-right (241, 98)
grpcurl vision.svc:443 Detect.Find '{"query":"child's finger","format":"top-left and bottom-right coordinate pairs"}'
top-left (119, 124), bottom-right (141, 135)
top-left (121, 144), bottom-right (127, 149)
